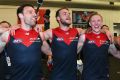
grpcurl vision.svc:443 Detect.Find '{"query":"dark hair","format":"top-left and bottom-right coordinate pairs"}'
top-left (0, 21), bottom-right (11, 27)
top-left (17, 4), bottom-right (34, 20)
top-left (55, 7), bottom-right (69, 18)
top-left (44, 9), bottom-right (50, 19)
top-left (55, 7), bottom-right (69, 23)
top-left (101, 25), bottom-right (109, 29)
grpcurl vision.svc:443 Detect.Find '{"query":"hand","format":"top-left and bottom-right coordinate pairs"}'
top-left (34, 24), bottom-right (44, 32)
top-left (10, 24), bottom-right (20, 35)
top-left (47, 55), bottom-right (52, 66)
top-left (47, 56), bottom-right (53, 71)
top-left (0, 27), bottom-right (9, 34)
top-left (105, 30), bottom-right (114, 43)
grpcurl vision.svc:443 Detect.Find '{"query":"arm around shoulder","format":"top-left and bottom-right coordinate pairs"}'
top-left (76, 28), bottom-right (85, 35)
top-left (77, 34), bottom-right (85, 53)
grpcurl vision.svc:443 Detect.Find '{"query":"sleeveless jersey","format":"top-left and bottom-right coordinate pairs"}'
top-left (50, 27), bottom-right (79, 80)
top-left (81, 32), bottom-right (110, 80)
top-left (5, 28), bottom-right (42, 80)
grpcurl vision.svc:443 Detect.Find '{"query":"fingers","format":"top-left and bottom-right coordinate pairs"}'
top-left (9, 24), bottom-right (21, 35)
top-left (9, 28), bottom-right (15, 36)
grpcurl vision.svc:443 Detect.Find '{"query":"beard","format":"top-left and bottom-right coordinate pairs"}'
top-left (61, 21), bottom-right (71, 27)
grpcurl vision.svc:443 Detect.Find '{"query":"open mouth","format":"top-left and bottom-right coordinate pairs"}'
top-left (94, 26), bottom-right (100, 28)
top-left (32, 17), bottom-right (37, 22)
top-left (66, 17), bottom-right (71, 20)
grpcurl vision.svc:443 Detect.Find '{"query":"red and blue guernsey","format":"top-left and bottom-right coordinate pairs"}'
top-left (81, 32), bottom-right (110, 80)
top-left (50, 27), bottom-right (79, 80)
top-left (5, 28), bottom-right (42, 80)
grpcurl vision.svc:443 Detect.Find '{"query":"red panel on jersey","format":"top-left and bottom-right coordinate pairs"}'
top-left (53, 27), bottom-right (78, 45)
top-left (13, 28), bottom-right (39, 47)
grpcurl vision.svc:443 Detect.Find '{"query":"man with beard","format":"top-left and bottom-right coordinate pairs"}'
top-left (0, 4), bottom-right (51, 80)
top-left (43, 7), bottom-right (82, 80)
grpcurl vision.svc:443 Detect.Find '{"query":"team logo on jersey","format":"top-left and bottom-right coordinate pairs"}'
top-left (100, 40), bottom-right (109, 45)
top-left (88, 40), bottom-right (95, 44)
top-left (30, 37), bottom-right (41, 42)
top-left (56, 37), bottom-right (64, 41)
top-left (13, 39), bottom-right (22, 44)
top-left (69, 37), bottom-right (78, 41)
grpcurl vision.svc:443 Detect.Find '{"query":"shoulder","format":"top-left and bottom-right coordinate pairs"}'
top-left (76, 28), bottom-right (84, 34)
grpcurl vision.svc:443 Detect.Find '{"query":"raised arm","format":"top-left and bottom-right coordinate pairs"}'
top-left (77, 34), bottom-right (85, 53)
top-left (109, 44), bottom-right (120, 59)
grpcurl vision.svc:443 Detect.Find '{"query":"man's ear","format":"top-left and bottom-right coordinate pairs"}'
top-left (56, 16), bottom-right (60, 21)
top-left (89, 22), bottom-right (91, 26)
top-left (18, 13), bottom-right (24, 19)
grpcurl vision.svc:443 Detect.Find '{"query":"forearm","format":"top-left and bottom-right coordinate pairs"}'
top-left (0, 31), bottom-right (9, 53)
top-left (110, 50), bottom-right (120, 59)
top-left (41, 41), bottom-right (52, 56)
top-left (77, 34), bottom-right (85, 53)
top-left (109, 44), bottom-right (120, 59)
top-left (0, 37), bottom-right (6, 53)
top-left (43, 48), bottom-right (52, 56)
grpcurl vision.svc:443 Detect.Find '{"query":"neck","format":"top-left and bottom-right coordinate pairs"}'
top-left (60, 26), bottom-right (70, 31)
top-left (92, 30), bottom-right (100, 34)
top-left (21, 20), bottom-right (32, 31)
top-left (59, 24), bottom-right (70, 31)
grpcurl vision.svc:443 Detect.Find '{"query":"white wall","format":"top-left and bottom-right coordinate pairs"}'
top-left (0, 5), bottom-right (120, 35)
top-left (0, 5), bottom-right (17, 25)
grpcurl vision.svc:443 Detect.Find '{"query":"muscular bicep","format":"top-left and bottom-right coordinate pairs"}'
top-left (43, 29), bottom-right (52, 40)
top-left (77, 34), bottom-right (85, 53)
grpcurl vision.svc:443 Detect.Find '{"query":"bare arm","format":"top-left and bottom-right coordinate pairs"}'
top-left (101, 29), bottom-right (114, 43)
top-left (0, 27), bottom-right (9, 33)
top-left (76, 28), bottom-right (85, 35)
top-left (43, 29), bottom-right (52, 40)
top-left (0, 38), bottom-right (6, 53)
top-left (0, 31), bottom-right (9, 53)
top-left (77, 34), bottom-right (85, 53)
top-left (109, 44), bottom-right (120, 59)
top-left (41, 41), bottom-right (52, 56)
